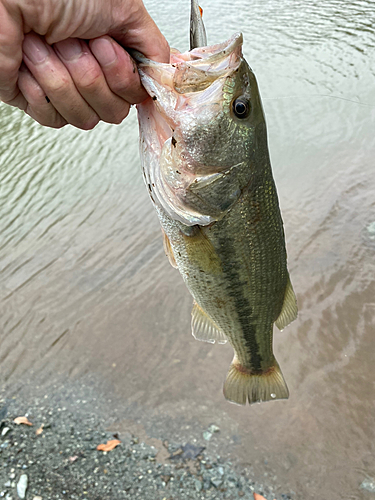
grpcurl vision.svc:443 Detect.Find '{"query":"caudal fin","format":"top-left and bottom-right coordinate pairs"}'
top-left (223, 357), bottom-right (289, 405)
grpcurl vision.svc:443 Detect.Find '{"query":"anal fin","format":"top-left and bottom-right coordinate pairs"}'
top-left (275, 276), bottom-right (298, 331)
top-left (161, 228), bottom-right (178, 269)
top-left (191, 302), bottom-right (227, 344)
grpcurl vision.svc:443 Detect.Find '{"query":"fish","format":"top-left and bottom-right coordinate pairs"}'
top-left (131, 1), bottom-right (298, 405)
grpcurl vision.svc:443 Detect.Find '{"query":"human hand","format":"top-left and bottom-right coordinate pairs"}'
top-left (0, 0), bottom-right (169, 129)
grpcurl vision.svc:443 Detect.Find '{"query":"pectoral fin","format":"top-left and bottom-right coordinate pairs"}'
top-left (185, 164), bottom-right (244, 218)
top-left (191, 302), bottom-right (227, 344)
top-left (161, 229), bottom-right (178, 269)
top-left (275, 276), bottom-right (298, 331)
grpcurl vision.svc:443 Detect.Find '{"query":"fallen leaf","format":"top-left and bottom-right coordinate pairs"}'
top-left (13, 416), bottom-right (33, 426)
top-left (36, 424), bottom-right (44, 435)
top-left (96, 439), bottom-right (121, 451)
top-left (253, 494), bottom-right (276, 500)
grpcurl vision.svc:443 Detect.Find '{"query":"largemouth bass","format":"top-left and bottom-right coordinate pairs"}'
top-left (132, 2), bottom-right (298, 405)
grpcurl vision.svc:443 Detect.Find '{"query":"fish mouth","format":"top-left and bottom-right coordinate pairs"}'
top-left (131, 31), bottom-right (242, 66)
top-left (132, 32), bottom-right (243, 140)
top-left (131, 32), bottom-right (243, 98)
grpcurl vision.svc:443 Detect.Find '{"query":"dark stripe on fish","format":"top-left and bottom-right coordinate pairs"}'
top-left (215, 233), bottom-right (263, 372)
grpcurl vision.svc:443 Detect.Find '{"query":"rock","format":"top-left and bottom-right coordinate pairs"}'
top-left (217, 466), bottom-right (224, 476)
top-left (208, 424), bottom-right (220, 434)
top-left (1, 428), bottom-right (10, 437)
top-left (360, 478), bottom-right (375, 493)
top-left (203, 431), bottom-right (212, 441)
top-left (33, 497), bottom-right (43, 500)
top-left (366, 221), bottom-right (375, 238)
top-left (0, 405), bottom-right (7, 422)
top-left (16, 475), bottom-right (28, 499)
top-left (194, 479), bottom-right (202, 492)
top-left (211, 476), bottom-right (223, 488)
top-left (4, 481), bottom-right (11, 488)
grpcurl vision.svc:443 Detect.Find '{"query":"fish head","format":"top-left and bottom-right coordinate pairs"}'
top-left (134, 33), bottom-right (268, 225)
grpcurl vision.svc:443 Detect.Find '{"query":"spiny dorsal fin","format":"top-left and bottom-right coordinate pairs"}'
top-left (275, 276), bottom-right (298, 331)
top-left (161, 229), bottom-right (178, 269)
top-left (191, 302), bottom-right (227, 344)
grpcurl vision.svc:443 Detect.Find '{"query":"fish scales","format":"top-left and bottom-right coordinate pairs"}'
top-left (132, 4), bottom-right (297, 405)
top-left (158, 168), bottom-right (288, 374)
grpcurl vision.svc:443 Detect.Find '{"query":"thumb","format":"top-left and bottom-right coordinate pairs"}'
top-left (110, 7), bottom-right (170, 63)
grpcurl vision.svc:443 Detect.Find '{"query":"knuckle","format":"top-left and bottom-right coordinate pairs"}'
top-left (101, 103), bottom-right (130, 125)
top-left (26, 105), bottom-right (66, 129)
top-left (112, 105), bottom-right (130, 124)
top-left (78, 68), bottom-right (103, 93)
top-left (80, 116), bottom-right (100, 130)
top-left (108, 79), bottom-right (126, 96)
top-left (46, 76), bottom-right (71, 97)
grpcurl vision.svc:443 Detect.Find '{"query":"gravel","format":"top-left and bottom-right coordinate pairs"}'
top-left (0, 395), bottom-right (295, 500)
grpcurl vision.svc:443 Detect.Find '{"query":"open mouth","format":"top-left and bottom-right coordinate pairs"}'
top-left (132, 32), bottom-right (243, 142)
top-left (131, 32), bottom-right (243, 97)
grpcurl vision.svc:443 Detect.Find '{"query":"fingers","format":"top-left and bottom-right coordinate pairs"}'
top-left (21, 33), bottom-right (148, 129)
top-left (18, 63), bottom-right (67, 128)
top-left (23, 32), bottom-right (100, 130)
top-left (89, 36), bottom-right (148, 104)
top-left (0, 3), bottom-right (26, 108)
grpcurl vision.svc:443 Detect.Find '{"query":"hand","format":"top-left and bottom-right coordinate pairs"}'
top-left (0, 0), bottom-right (169, 129)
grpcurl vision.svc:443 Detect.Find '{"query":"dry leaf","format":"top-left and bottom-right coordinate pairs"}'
top-left (253, 494), bottom-right (276, 500)
top-left (36, 424), bottom-right (44, 435)
top-left (96, 439), bottom-right (121, 452)
top-left (13, 416), bottom-right (33, 426)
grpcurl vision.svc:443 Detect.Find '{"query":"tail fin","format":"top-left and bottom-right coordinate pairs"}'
top-left (223, 357), bottom-right (289, 405)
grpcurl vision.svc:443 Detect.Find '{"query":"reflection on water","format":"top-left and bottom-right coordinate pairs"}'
top-left (0, 1), bottom-right (374, 499)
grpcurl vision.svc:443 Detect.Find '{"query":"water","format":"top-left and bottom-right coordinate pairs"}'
top-left (1, 0), bottom-right (374, 498)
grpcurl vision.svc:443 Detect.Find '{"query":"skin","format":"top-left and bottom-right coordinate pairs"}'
top-left (0, 0), bottom-right (169, 129)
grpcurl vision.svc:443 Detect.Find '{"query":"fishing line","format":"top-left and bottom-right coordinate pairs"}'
top-left (263, 94), bottom-right (375, 108)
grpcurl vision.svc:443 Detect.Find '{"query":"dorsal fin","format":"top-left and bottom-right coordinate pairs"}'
top-left (275, 276), bottom-right (298, 331)
top-left (191, 302), bottom-right (227, 344)
top-left (161, 229), bottom-right (178, 269)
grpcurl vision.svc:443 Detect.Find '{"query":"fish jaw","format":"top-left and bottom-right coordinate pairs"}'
top-left (135, 33), bottom-right (263, 226)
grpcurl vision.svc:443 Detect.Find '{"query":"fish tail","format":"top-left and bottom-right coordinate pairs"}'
top-left (223, 356), bottom-right (289, 405)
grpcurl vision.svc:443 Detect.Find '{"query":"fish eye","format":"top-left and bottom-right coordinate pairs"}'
top-left (233, 97), bottom-right (250, 119)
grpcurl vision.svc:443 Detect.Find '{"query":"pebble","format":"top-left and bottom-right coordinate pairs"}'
top-left (360, 478), bottom-right (375, 493)
top-left (1, 428), bottom-right (10, 437)
top-left (203, 424), bottom-right (220, 441)
top-left (194, 479), bottom-right (203, 492)
top-left (202, 431), bottom-right (212, 441)
top-left (366, 221), bottom-right (375, 238)
top-left (16, 475), bottom-right (28, 499)
top-left (211, 477), bottom-right (223, 488)
top-left (33, 497), bottom-right (43, 500)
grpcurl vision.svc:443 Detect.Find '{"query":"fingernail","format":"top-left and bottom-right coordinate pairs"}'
top-left (91, 38), bottom-right (117, 67)
top-left (23, 35), bottom-right (49, 64)
top-left (55, 39), bottom-right (83, 61)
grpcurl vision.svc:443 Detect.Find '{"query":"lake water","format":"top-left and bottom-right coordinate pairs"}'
top-left (0, 0), bottom-right (374, 498)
